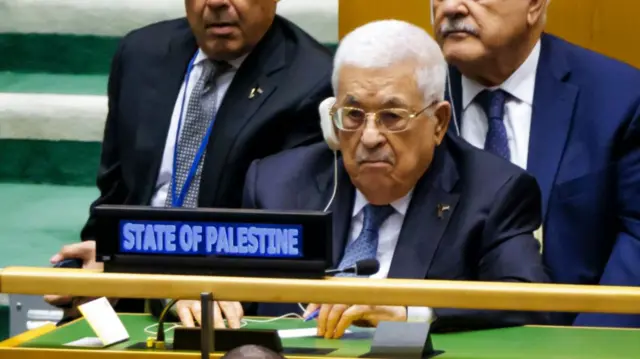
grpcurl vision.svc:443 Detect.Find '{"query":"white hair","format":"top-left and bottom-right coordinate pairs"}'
top-left (331, 19), bottom-right (447, 106)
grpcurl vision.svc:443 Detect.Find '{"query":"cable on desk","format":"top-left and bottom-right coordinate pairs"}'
top-left (146, 300), bottom-right (307, 349)
top-left (147, 298), bottom-right (178, 349)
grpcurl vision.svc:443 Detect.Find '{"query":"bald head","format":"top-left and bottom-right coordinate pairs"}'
top-left (220, 345), bottom-right (285, 359)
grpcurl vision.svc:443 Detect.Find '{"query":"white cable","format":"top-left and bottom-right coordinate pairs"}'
top-left (321, 150), bottom-right (339, 212)
top-left (305, 150), bottom-right (340, 313)
top-left (430, 0), bottom-right (461, 136)
top-left (144, 322), bottom-right (180, 335)
top-left (242, 312), bottom-right (305, 327)
top-left (447, 73), bottom-right (461, 136)
top-left (144, 312), bottom-right (305, 334)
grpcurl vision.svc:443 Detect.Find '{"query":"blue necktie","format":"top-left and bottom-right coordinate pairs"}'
top-left (475, 89), bottom-right (510, 161)
top-left (336, 204), bottom-right (395, 277)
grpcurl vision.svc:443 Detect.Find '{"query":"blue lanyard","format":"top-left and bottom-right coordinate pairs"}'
top-left (170, 53), bottom-right (218, 207)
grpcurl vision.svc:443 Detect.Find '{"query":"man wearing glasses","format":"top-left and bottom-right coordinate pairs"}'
top-left (240, 20), bottom-right (549, 337)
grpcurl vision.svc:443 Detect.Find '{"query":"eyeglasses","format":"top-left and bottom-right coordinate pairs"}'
top-left (331, 103), bottom-right (435, 133)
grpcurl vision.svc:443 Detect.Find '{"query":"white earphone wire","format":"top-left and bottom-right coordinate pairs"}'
top-left (431, 0), bottom-right (460, 136)
top-left (322, 150), bottom-right (339, 212)
top-left (447, 71), bottom-right (461, 136)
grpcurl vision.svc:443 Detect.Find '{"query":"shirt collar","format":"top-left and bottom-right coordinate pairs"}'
top-left (352, 189), bottom-right (413, 218)
top-left (461, 39), bottom-right (541, 109)
top-left (193, 48), bottom-right (249, 70)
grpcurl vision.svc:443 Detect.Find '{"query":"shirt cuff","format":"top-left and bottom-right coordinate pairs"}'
top-left (407, 306), bottom-right (435, 323)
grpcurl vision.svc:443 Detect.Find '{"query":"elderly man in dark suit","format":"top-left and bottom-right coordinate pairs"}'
top-left (45, 0), bottom-right (333, 327)
top-left (432, 0), bottom-right (640, 327)
top-left (242, 19), bottom-right (549, 338)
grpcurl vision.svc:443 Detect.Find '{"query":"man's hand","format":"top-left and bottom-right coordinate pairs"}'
top-left (304, 304), bottom-right (407, 339)
top-left (176, 300), bottom-right (244, 329)
top-left (44, 241), bottom-right (109, 315)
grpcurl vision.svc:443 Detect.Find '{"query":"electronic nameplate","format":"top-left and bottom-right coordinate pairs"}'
top-left (93, 205), bottom-right (332, 279)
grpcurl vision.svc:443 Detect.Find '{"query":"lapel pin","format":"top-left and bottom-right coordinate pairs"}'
top-left (249, 86), bottom-right (263, 99)
top-left (437, 203), bottom-right (450, 219)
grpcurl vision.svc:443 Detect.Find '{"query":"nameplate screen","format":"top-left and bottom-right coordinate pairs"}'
top-left (119, 220), bottom-right (303, 258)
top-left (94, 205), bottom-right (331, 278)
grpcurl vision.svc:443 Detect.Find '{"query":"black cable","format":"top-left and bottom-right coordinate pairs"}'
top-left (156, 299), bottom-right (179, 345)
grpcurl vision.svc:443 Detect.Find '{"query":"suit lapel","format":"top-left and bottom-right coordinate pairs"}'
top-left (388, 141), bottom-right (461, 279)
top-left (312, 156), bottom-right (355, 266)
top-left (528, 34), bottom-right (578, 217)
top-left (136, 24), bottom-right (197, 202)
top-left (330, 162), bottom-right (356, 267)
top-left (199, 20), bottom-right (287, 206)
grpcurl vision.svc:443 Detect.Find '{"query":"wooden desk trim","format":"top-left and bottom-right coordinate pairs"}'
top-left (2, 267), bottom-right (640, 313)
top-left (0, 324), bottom-right (56, 348)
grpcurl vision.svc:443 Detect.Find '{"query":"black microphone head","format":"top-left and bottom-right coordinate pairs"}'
top-left (354, 258), bottom-right (380, 275)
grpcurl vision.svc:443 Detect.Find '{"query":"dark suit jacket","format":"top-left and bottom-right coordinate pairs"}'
top-left (81, 15), bottom-right (333, 313)
top-left (448, 33), bottom-right (640, 327)
top-left (242, 135), bottom-right (550, 332)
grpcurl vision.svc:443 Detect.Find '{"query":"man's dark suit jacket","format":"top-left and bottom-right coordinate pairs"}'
top-left (448, 33), bottom-right (640, 327)
top-left (81, 15), bottom-right (333, 313)
top-left (241, 134), bottom-right (550, 332)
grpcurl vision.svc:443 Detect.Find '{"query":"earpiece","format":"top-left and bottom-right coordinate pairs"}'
top-left (317, 97), bottom-right (339, 212)
top-left (319, 97), bottom-right (339, 151)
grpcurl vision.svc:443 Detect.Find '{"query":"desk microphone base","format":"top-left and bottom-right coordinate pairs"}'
top-left (172, 327), bottom-right (283, 353)
top-left (361, 321), bottom-right (443, 359)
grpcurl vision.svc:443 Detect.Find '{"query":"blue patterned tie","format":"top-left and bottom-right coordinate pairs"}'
top-left (336, 204), bottom-right (395, 277)
top-left (475, 89), bottom-right (510, 161)
top-left (165, 61), bottom-right (230, 208)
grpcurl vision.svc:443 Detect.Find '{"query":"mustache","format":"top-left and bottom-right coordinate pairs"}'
top-left (355, 151), bottom-right (394, 165)
top-left (438, 19), bottom-right (479, 37)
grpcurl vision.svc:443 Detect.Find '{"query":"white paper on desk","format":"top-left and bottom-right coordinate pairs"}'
top-left (64, 337), bottom-right (105, 347)
top-left (77, 297), bottom-right (129, 347)
top-left (277, 328), bottom-right (352, 339)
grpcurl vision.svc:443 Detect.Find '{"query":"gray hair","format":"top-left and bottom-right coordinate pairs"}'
top-left (331, 19), bottom-right (447, 106)
top-left (220, 345), bottom-right (284, 359)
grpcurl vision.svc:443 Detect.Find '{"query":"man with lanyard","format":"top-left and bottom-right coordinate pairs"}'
top-left (44, 0), bottom-right (333, 327)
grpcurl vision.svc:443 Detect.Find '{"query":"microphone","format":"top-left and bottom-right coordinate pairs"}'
top-left (325, 259), bottom-right (380, 276)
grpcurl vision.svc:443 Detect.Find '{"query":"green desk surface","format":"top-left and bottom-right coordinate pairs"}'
top-left (15, 314), bottom-right (640, 358)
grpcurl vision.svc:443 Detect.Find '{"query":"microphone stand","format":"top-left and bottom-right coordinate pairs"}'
top-left (153, 292), bottom-right (214, 358)
top-left (200, 292), bottom-right (214, 359)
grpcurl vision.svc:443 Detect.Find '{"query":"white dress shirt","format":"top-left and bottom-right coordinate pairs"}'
top-left (460, 40), bottom-right (541, 170)
top-left (350, 190), bottom-right (434, 323)
top-left (150, 49), bottom-right (249, 207)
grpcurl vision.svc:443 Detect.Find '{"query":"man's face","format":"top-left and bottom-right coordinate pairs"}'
top-left (432, 0), bottom-right (533, 66)
top-left (335, 62), bottom-right (450, 205)
top-left (185, 0), bottom-right (277, 61)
